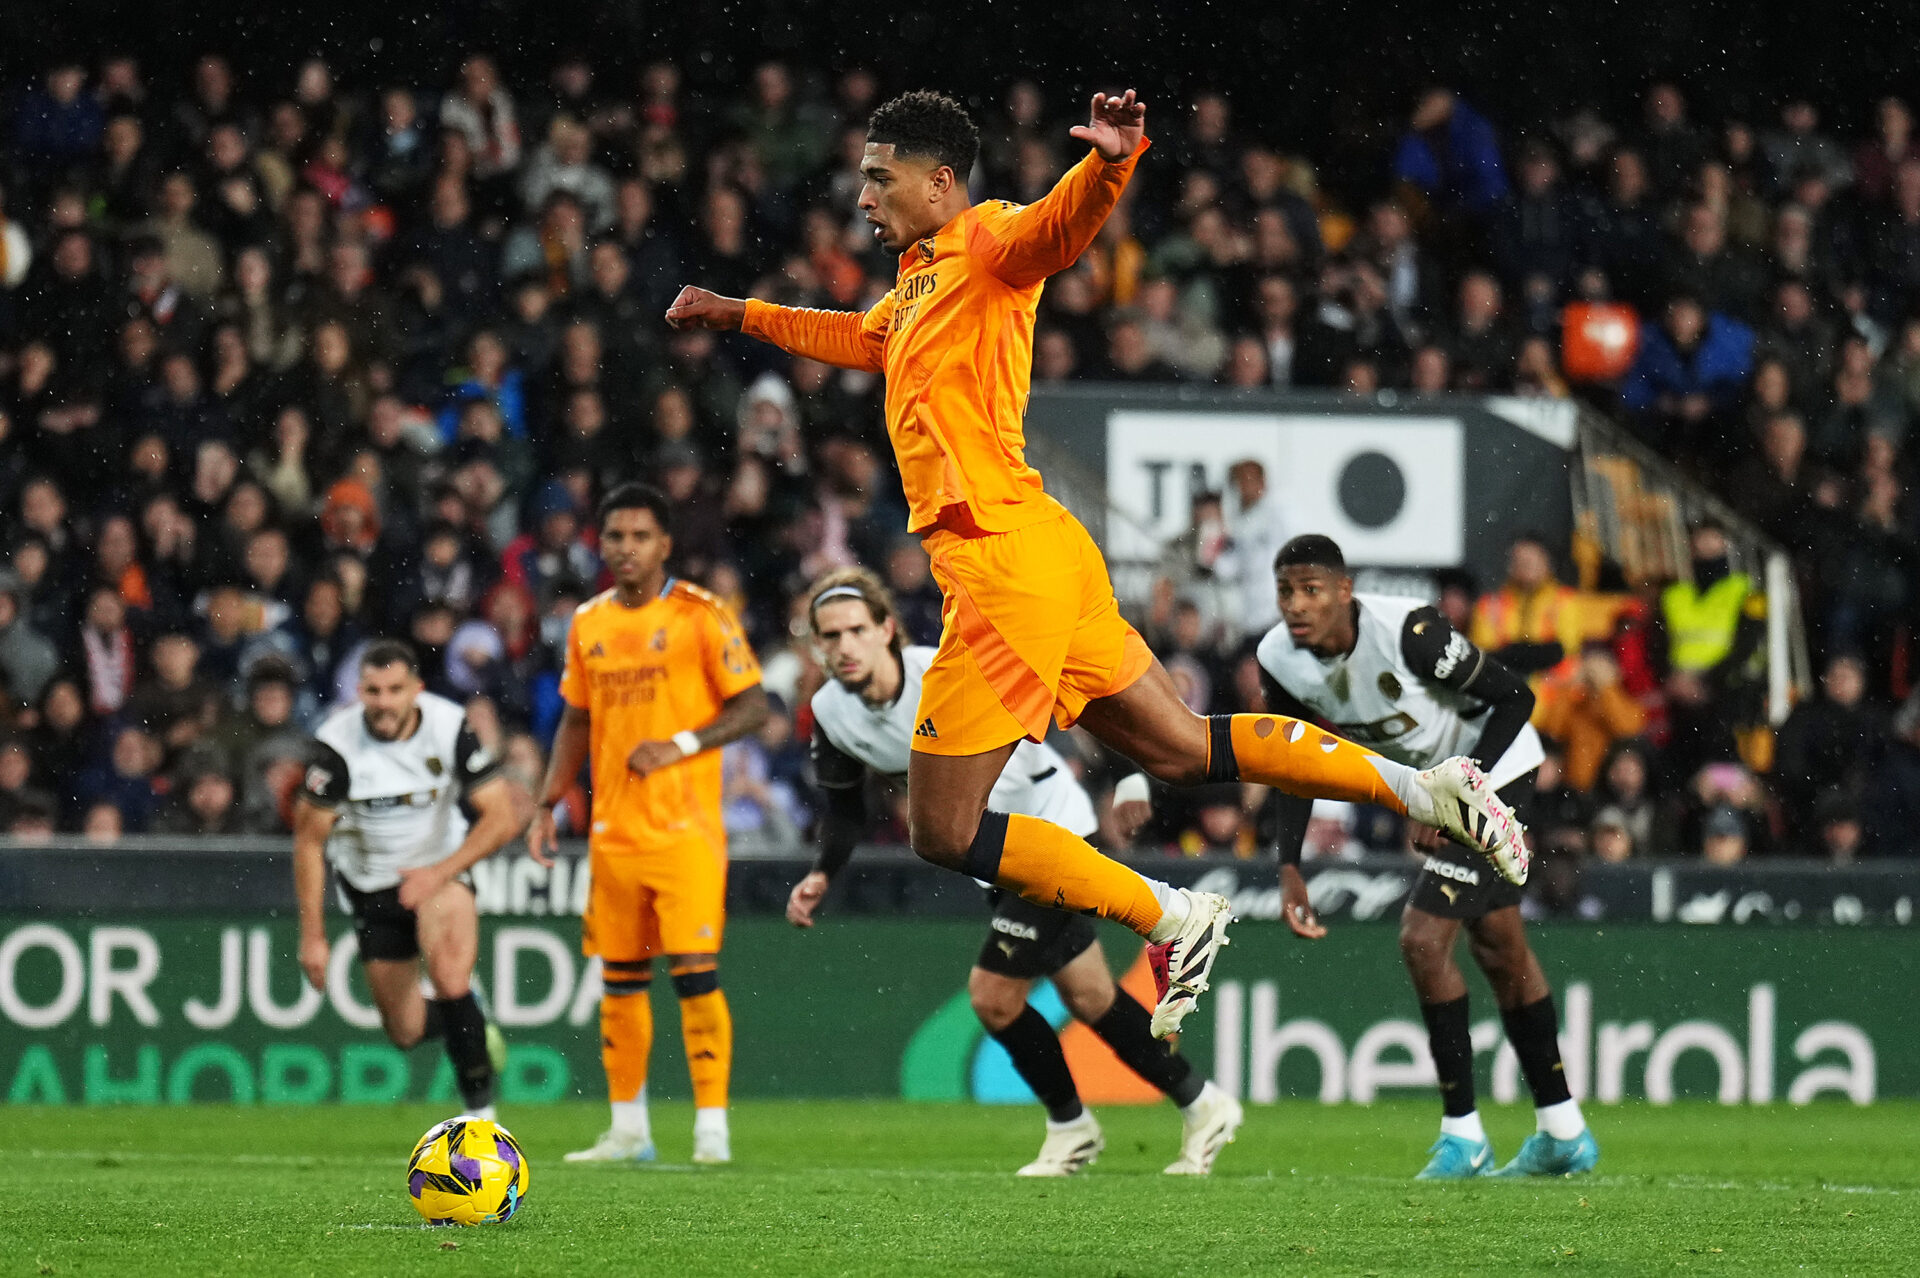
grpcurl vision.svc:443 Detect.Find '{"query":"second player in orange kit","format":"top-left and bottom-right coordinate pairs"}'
top-left (529, 483), bottom-right (769, 1165)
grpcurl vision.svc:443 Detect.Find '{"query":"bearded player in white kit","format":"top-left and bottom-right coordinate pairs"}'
top-left (786, 568), bottom-right (1243, 1176)
top-left (1256, 536), bottom-right (1598, 1180)
top-left (293, 639), bottom-right (534, 1118)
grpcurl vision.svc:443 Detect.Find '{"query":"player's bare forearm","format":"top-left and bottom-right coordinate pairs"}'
top-left (695, 685), bottom-right (772, 752)
top-left (291, 800), bottom-right (338, 935)
top-left (538, 706), bottom-right (592, 808)
top-left (438, 777), bottom-right (535, 877)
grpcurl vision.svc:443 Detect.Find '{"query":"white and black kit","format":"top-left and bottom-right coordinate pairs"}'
top-left (302, 691), bottom-right (504, 958)
top-left (1256, 595), bottom-right (1543, 916)
top-left (810, 646), bottom-right (1101, 977)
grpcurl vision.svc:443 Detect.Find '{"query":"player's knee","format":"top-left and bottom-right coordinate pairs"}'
top-left (670, 968), bottom-right (720, 998)
top-left (1061, 979), bottom-right (1116, 1025)
top-left (1399, 920), bottom-right (1445, 969)
top-left (967, 970), bottom-right (1024, 1031)
top-left (602, 962), bottom-right (652, 998)
top-left (908, 810), bottom-right (974, 870)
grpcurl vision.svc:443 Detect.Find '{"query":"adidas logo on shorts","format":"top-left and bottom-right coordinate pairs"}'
top-left (915, 718), bottom-right (939, 739)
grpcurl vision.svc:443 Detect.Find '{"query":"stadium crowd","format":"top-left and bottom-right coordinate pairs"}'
top-left (0, 53), bottom-right (1915, 869)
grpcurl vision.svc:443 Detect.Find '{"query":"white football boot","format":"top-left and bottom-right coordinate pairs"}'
top-left (1164, 1082), bottom-right (1244, 1175)
top-left (1147, 890), bottom-right (1235, 1039)
top-left (1411, 757), bottom-right (1531, 886)
top-left (692, 1109), bottom-right (731, 1164)
top-left (1016, 1112), bottom-right (1104, 1177)
top-left (563, 1130), bottom-right (658, 1163)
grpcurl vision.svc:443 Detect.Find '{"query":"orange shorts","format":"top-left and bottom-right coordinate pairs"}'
top-left (581, 842), bottom-right (727, 962)
top-left (916, 508), bottom-right (1153, 756)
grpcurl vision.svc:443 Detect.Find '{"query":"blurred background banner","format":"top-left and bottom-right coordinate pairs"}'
top-left (3, 847), bottom-right (1911, 1105)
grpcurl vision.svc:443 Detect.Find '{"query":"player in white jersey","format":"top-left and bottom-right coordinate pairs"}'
top-left (785, 568), bottom-right (1242, 1177)
top-left (1256, 536), bottom-right (1597, 1180)
top-left (293, 640), bottom-right (534, 1118)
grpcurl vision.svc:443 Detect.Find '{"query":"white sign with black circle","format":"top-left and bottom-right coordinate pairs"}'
top-left (1104, 410), bottom-right (1464, 566)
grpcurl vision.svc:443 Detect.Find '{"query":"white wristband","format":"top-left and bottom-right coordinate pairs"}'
top-left (1114, 772), bottom-right (1151, 806)
top-left (672, 730), bottom-right (702, 759)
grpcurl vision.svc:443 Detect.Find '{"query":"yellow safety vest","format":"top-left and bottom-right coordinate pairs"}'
top-left (1660, 574), bottom-right (1751, 672)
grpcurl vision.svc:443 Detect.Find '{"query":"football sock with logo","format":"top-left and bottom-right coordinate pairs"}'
top-left (1208, 714), bottom-right (1419, 816)
top-left (434, 993), bottom-right (496, 1111)
top-left (1421, 995), bottom-right (1478, 1121)
top-left (1502, 995), bottom-right (1579, 1130)
top-left (674, 971), bottom-right (733, 1110)
top-left (1090, 991), bottom-right (1205, 1107)
top-left (967, 812), bottom-right (1169, 938)
top-left (600, 964), bottom-right (654, 1109)
top-left (991, 1004), bottom-right (1084, 1123)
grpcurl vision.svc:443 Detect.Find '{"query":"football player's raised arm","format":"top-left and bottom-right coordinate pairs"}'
top-left (740, 293), bottom-right (892, 372)
top-left (1401, 606), bottom-right (1535, 772)
top-left (973, 139), bottom-right (1147, 289)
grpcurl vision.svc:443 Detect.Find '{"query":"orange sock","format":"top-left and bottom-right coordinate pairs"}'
top-left (994, 813), bottom-right (1166, 937)
top-left (678, 989), bottom-right (733, 1109)
top-left (1219, 714), bottom-right (1415, 814)
top-left (599, 983), bottom-right (653, 1104)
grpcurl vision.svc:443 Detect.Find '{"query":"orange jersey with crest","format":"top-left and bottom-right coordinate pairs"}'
top-left (559, 579), bottom-right (762, 854)
top-left (741, 140), bottom-right (1148, 534)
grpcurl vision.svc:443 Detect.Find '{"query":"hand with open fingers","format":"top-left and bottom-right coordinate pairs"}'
top-left (1069, 88), bottom-right (1146, 162)
top-left (1281, 865), bottom-right (1328, 940)
top-left (665, 285), bottom-right (746, 332)
top-left (787, 871), bottom-right (829, 928)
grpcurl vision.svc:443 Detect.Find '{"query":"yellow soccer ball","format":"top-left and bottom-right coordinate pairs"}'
top-left (407, 1116), bottom-right (531, 1225)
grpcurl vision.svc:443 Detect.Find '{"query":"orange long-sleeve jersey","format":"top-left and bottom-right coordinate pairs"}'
top-left (742, 139), bottom-right (1149, 534)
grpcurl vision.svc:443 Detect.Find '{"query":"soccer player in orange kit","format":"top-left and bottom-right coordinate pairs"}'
top-left (666, 88), bottom-right (1529, 1039)
top-left (528, 483), bottom-right (769, 1164)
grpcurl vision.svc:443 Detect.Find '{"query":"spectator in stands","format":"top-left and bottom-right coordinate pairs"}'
top-left (1772, 652), bottom-right (1885, 838)
top-left (1696, 804), bottom-right (1751, 865)
top-left (1533, 642), bottom-right (1648, 792)
top-left (0, 572), bottom-right (58, 704)
top-left (1393, 87), bottom-right (1509, 219)
top-left (1620, 294), bottom-right (1756, 471)
top-left (78, 723), bottom-right (165, 832)
top-left (1222, 459), bottom-right (1290, 635)
top-left (1590, 807), bottom-right (1635, 862)
top-left (1471, 532), bottom-right (1584, 677)
top-left (155, 749), bottom-right (244, 836)
top-left (1443, 270), bottom-right (1517, 391)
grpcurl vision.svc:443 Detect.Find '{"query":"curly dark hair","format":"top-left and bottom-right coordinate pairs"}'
top-left (866, 90), bottom-right (979, 177)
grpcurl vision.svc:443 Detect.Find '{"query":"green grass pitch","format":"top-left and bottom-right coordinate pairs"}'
top-left (3, 1100), bottom-right (1913, 1276)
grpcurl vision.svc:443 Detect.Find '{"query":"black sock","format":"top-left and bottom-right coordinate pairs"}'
top-left (990, 1004), bottom-right (1082, 1123)
top-left (1502, 995), bottom-right (1573, 1107)
top-left (1090, 991), bottom-right (1205, 1108)
top-left (435, 993), bottom-right (496, 1110)
top-left (1420, 996), bottom-right (1477, 1118)
top-left (419, 1001), bottom-right (446, 1042)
